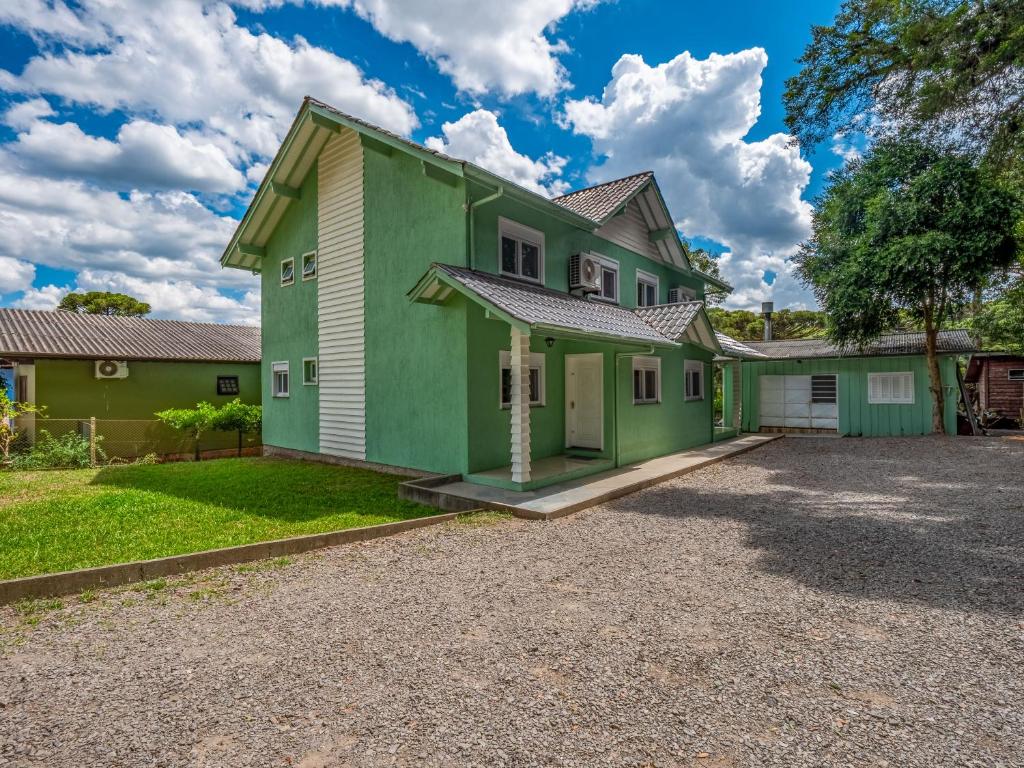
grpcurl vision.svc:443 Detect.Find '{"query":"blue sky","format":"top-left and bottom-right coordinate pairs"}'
top-left (0, 0), bottom-right (843, 323)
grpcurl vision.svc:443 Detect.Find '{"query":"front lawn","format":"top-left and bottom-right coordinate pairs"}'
top-left (0, 458), bottom-right (439, 580)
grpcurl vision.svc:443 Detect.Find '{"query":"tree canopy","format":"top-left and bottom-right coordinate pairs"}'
top-left (687, 247), bottom-right (728, 306)
top-left (58, 291), bottom-right (151, 317)
top-left (796, 137), bottom-right (1020, 430)
top-left (708, 307), bottom-right (828, 342)
top-left (784, 0), bottom-right (1024, 168)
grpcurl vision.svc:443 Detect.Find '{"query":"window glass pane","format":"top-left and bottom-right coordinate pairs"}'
top-left (601, 267), bottom-right (616, 300)
top-left (633, 369), bottom-right (643, 401)
top-left (528, 367), bottom-right (540, 403)
top-left (281, 261), bottom-right (294, 283)
top-left (302, 254), bottom-right (316, 277)
top-left (500, 367), bottom-right (512, 405)
top-left (501, 236), bottom-right (518, 274)
top-left (646, 283), bottom-right (656, 306)
top-left (520, 241), bottom-right (540, 279)
top-left (644, 369), bottom-right (657, 400)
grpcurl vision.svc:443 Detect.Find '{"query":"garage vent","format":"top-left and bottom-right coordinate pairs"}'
top-left (811, 374), bottom-right (837, 403)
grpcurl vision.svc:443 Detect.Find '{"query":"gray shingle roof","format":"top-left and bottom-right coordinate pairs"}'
top-left (744, 330), bottom-right (975, 360)
top-left (715, 332), bottom-right (767, 360)
top-left (0, 309), bottom-right (260, 363)
top-left (434, 265), bottom-right (677, 346)
top-left (634, 302), bottom-right (704, 340)
top-left (552, 172), bottom-right (653, 222)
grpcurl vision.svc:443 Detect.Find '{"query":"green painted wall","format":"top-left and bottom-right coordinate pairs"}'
top-left (468, 188), bottom-right (705, 305)
top-left (362, 146), bottom-right (471, 473)
top-left (740, 355), bottom-right (959, 436)
top-left (32, 357), bottom-right (260, 453)
top-left (260, 164), bottom-right (320, 453)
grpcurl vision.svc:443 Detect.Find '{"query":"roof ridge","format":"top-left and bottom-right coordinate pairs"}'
top-left (552, 170), bottom-right (654, 201)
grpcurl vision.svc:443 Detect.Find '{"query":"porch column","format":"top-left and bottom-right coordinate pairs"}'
top-left (730, 362), bottom-right (742, 429)
top-left (509, 326), bottom-right (531, 484)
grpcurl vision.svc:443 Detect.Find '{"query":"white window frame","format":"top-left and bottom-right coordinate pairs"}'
top-left (1008, 368), bottom-right (1024, 381)
top-left (499, 350), bottom-right (546, 408)
top-left (271, 361), bottom-right (290, 398)
top-left (868, 371), bottom-right (914, 404)
top-left (632, 356), bottom-right (661, 405)
top-left (684, 359), bottom-right (704, 401)
top-left (637, 269), bottom-right (660, 307)
top-left (498, 217), bottom-right (545, 284)
top-left (302, 357), bottom-right (318, 386)
top-left (590, 253), bottom-right (619, 304)
top-left (280, 257), bottom-right (295, 287)
top-left (301, 250), bottom-right (318, 281)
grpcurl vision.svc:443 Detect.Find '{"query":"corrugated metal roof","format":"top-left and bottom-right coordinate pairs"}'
top-left (433, 265), bottom-right (677, 346)
top-left (552, 171), bottom-right (653, 223)
top-left (634, 302), bottom-right (703, 340)
top-left (715, 332), bottom-right (767, 360)
top-left (744, 330), bottom-right (975, 360)
top-left (0, 309), bottom-right (261, 363)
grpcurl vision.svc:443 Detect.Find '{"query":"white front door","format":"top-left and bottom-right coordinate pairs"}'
top-left (565, 353), bottom-right (603, 449)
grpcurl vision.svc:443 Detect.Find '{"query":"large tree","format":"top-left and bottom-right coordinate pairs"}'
top-left (58, 291), bottom-right (151, 317)
top-left (708, 307), bottom-right (828, 341)
top-left (784, 0), bottom-right (1024, 167)
top-left (687, 247), bottom-right (728, 306)
top-left (796, 138), bottom-right (1019, 432)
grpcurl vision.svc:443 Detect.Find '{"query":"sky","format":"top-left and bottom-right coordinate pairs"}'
top-left (0, 0), bottom-right (846, 325)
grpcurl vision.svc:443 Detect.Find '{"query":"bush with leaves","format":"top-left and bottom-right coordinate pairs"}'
top-left (210, 399), bottom-right (262, 456)
top-left (1, 390), bottom-right (41, 466)
top-left (155, 402), bottom-right (218, 461)
top-left (10, 429), bottom-right (105, 470)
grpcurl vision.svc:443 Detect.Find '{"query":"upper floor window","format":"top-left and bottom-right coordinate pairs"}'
top-left (637, 270), bottom-right (659, 307)
top-left (499, 217), bottom-right (544, 283)
top-left (280, 258), bottom-right (295, 287)
top-left (592, 254), bottom-right (619, 303)
top-left (301, 251), bottom-right (317, 280)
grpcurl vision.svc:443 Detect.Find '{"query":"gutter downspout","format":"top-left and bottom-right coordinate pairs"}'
top-left (613, 345), bottom-right (655, 468)
top-left (465, 185), bottom-right (504, 270)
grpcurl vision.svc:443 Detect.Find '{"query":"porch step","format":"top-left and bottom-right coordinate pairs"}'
top-left (398, 433), bottom-right (782, 520)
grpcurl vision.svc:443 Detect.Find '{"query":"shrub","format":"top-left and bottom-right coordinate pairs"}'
top-left (155, 402), bottom-right (218, 461)
top-left (10, 429), bottom-right (105, 470)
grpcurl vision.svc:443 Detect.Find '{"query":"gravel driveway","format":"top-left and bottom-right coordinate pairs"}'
top-left (2, 437), bottom-right (1022, 768)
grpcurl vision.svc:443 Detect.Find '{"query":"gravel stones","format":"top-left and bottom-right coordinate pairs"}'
top-left (1, 436), bottom-right (1022, 767)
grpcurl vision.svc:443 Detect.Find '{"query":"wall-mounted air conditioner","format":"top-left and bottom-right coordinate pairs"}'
top-left (95, 360), bottom-right (129, 379)
top-left (569, 253), bottom-right (602, 293)
top-left (667, 287), bottom-right (697, 304)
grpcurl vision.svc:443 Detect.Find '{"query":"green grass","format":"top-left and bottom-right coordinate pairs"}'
top-left (0, 458), bottom-right (439, 580)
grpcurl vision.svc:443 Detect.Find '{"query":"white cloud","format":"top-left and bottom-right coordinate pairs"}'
top-left (2, 97), bottom-right (54, 130)
top-left (9, 118), bottom-right (246, 194)
top-left (0, 1), bottom-right (106, 45)
top-left (0, 257), bottom-right (35, 294)
top-left (12, 283), bottom-right (67, 310)
top-left (563, 49), bottom-right (815, 310)
top-left (426, 110), bottom-right (569, 196)
top-left (3, 0), bottom-right (418, 159)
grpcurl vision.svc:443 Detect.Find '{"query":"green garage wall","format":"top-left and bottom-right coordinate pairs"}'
top-left (260, 164), bottom-right (319, 454)
top-left (740, 355), bottom-right (959, 436)
top-left (362, 145), bottom-right (470, 473)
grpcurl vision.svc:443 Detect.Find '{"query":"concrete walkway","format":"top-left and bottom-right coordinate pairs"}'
top-left (423, 433), bottom-right (782, 519)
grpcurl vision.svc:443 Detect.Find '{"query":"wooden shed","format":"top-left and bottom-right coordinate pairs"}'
top-left (964, 353), bottom-right (1024, 428)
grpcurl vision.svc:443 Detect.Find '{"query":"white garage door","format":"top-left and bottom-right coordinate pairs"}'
top-left (759, 374), bottom-right (838, 430)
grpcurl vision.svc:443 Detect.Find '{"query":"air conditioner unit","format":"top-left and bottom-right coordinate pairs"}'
top-left (569, 253), bottom-right (602, 293)
top-left (95, 360), bottom-right (129, 379)
top-left (667, 287), bottom-right (696, 304)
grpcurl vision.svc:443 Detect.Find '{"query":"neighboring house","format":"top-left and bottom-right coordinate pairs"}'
top-left (964, 353), bottom-right (1024, 428)
top-left (740, 331), bottom-right (975, 436)
top-left (0, 309), bottom-right (261, 457)
top-left (220, 97), bottom-right (742, 490)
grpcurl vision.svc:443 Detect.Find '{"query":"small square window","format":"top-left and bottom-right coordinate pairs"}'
top-left (1009, 369), bottom-right (1024, 381)
top-left (684, 360), bottom-right (704, 401)
top-left (216, 375), bottom-right (240, 396)
top-left (280, 258), bottom-right (295, 286)
top-left (632, 356), bottom-right (661, 404)
top-left (303, 357), bottom-right (318, 385)
top-left (272, 361), bottom-right (289, 398)
top-left (301, 251), bottom-right (317, 280)
top-left (498, 218), bottom-right (545, 283)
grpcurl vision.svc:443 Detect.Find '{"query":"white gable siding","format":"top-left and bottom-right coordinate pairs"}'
top-left (594, 200), bottom-right (661, 261)
top-left (317, 128), bottom-right (366, 459)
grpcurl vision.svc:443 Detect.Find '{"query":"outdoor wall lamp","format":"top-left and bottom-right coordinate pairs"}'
top-left (545, 336), bottom-right (555, 348)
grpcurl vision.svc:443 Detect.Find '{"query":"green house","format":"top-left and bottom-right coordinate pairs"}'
top-left (221, 98), bottom-right (744, 490)
top-left (0, 308), bottom-right (261, 458)
top-left (738, 331), bottom-right (975, 436)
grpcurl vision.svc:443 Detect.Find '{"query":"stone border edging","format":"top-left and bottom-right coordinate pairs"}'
top-left (0, 510), bottom-right (475, 605)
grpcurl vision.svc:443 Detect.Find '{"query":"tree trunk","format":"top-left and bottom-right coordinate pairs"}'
top-left (237, 430), bottom-right (243, 457)
top-left (924, 321), bottom-right (946, 434)
top-left (194, 432), bottom-right (201, 462)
